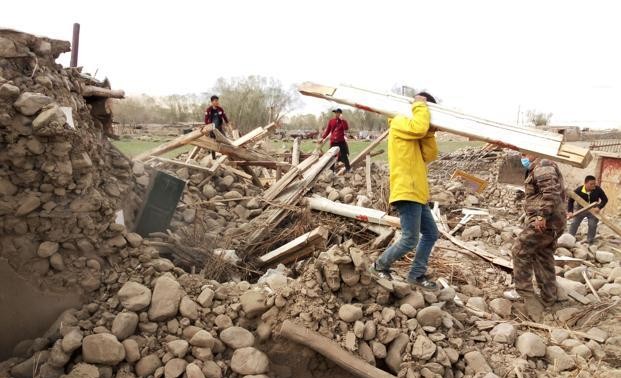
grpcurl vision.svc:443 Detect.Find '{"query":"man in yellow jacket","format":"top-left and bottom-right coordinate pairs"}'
top-left (369, 93), bottom-right (439, 290)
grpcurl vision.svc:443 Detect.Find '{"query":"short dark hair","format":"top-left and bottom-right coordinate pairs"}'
top-left (210, 95), bottom-right (219, 102)
top-left (416, 91), bottom-right (437, 104)
top-left (585, 175), bottom-right (596, 182)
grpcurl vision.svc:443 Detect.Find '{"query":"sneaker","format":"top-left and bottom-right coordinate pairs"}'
top-left (408, 276), bottom-right (438, 290)
top-left (368, 262), bottom-right (393, 280)
top-left (503, 289), bottom-right (521, 301)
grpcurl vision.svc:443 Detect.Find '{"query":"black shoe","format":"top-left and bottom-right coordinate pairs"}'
top-left (368, 263), bottom-right (393, 280)
top-left (408, 276), bottom-right (438, 290)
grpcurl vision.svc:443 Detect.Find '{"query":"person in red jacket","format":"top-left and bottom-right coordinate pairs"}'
top-left (204, 95), bottom-right (229, 159)
top-left (320, 109), bottom-right (351, 172)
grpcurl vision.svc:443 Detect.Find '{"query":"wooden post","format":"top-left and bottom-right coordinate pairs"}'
top-left (185, 146), bottom-right (200, 163)
top-left (280, 320), bottom-right (397, 378)
top-left (339, 129), bottom-right (389, 174)
top-left (365, 154), bottom-right (373, 198)
top-left (258, 226), bottom-right (329, 266)
top-left (292, 137), bottom-right (301, 165)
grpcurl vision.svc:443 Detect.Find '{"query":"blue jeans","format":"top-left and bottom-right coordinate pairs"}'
top-left (376, 201), bottom-right (439, 281)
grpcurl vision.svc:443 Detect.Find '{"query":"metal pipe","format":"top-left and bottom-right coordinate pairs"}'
top-left (70, 23), bottom-right (80, 67)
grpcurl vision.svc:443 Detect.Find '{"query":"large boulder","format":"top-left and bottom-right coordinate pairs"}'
top-left (148, 275), bottom-right (183, 321)
top-left (81, 334), bottom-right (125, 365)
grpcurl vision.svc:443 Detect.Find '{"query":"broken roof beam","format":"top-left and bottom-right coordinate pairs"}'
top-left (298, 82), bottom-right (592, 168)
top-left (231, 122), bottom-right (278, 147)
top-left (258, 226), bottom-right (329, 267)
top-left (133, 126), bottom-right (211, 161)
top-left (81, 84), bottom-right (125, 98)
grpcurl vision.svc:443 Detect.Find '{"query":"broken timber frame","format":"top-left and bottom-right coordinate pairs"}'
top-left (567, 190), bottom-right (621, 237)
top-left (298, 82), bottom-right (592, 168)
top-left (258, 226), bottom-right (329, 267)
top-left (133, 127), bottom-right (211, 161)
top-left (280, 320), bottom-right (397, 378)
top-left (245, 148), bottom-right (339, 251)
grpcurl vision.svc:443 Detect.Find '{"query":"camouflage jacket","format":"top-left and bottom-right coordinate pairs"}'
top-left (524, 158), bottom-right (566, 228)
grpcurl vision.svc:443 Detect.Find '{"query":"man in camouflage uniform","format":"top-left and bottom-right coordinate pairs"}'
top-left (505, 154), bottom-right (566, 306)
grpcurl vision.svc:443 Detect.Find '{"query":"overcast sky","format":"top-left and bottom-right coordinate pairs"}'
top-left (4, 0), bottom-right (620, 129)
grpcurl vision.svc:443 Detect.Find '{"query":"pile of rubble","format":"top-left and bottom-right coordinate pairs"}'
top-left (1, 28), bottom-right (620, 378)
top-left (0, 28), bottom-right (143, 293)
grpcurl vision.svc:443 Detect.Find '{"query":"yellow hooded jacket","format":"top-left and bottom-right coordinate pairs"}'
top-left (388, 101), bottom-right (438, 204)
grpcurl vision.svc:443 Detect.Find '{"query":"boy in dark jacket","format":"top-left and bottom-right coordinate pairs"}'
top-left (568, 175), bottom-right (608, 244)
top-left (204, 95), bottom-right (229, 159)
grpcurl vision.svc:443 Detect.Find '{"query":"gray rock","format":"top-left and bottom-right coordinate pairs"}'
top-left (15, 195), bottom-right (41, 216)
top-left (125, 233), bottom-right (143, 248)
top-left (185, 364), bottom-right (204, 378)
top-left (61, 329), bottom-right (83, 353)
top-left (370, 341), bottom-right (387, 358)
top-left (220, 327), bottom-right (255, 349)
top-left (386, 334), bottom-right (409, 373)
top-left (545, 346), bottom-right (576, 372)
top-left (462, 225), bottom-right (482, 240)
top-left (416, 306), bottom-right (443, 328)
top-left (599, 283), bottom-right (621, 296)
top-left (230, 347), bottom-right (269, 375)
top-left (516, 332), bottom-right (546, 357)
top-left (179, 296), bottom-right (199, 320)
top-left (122, 339), bottom-right (140, 363)
top-left (37, 241), bottom-right (59, 258)
top-left (399, 303), bottom-right (417, 318)
top-left (489, 298), bottom-right (512, 317)
top-left (166, 340), bottom-right (189, 358)
top-left (466, 297), bottom-right (488, 312)
top-left (609, 267), bottom-right (621, 282)
top-left (595, 251), bottom-right (614, 264)
top-left (437, 286), bottom-right (456, 302)
top-left (148, 275), bottom-right (183, 321)
top-left (464, 351), bottom-right (492, 374)
top-left (239, 290), bottom-right (268, 318)
top-left (111, 312), bottom-right (138, 340)
top-left (564, 266), bottom-right (586, 283)
top-left (412, 335), bottom-right (436, 360)
top-left (550, 329), bottom-right (570, 344)
top-left (400, 291), bottom-right (425, 309)
top-left (339, 304), bottom-right (363, 322)
top-left (82, 334), bottom-right (125, 365)
top-left (201, 361), bottom-right (222, 378)
top-left (490, 323), bottom-right (516, 344)
top-left (164, 358), bottom-right (187, 378)
top-left (0, 177), bottom-right (17, 196)
top-left (135, 354), bottom-right (162, 377)
top-left (557, 233), bottom-right (576, 249)
top-left (189, 330), bottom-right (215, 348)
top-left (197, 288), bottom-right (215, 307)
top-left (0, 83), bottom-right (20, 98)
top-left (117, 282), bottom-right (152, 311)
top-left (556, 307), bottom-right (580, 323)
top-left (14, 92), bottom-right (53, 115)
top-left (49, 253), bottom-right (64, 271)
top-left (64, 363), bottom-right (99, 378)
top-left (32, 106), bottom-right (66, 134)
top-left (570, 344), bottom-right (592, 359)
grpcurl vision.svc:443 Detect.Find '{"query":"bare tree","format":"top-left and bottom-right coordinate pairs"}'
top-left (526, 110), bottom-right (553, 127)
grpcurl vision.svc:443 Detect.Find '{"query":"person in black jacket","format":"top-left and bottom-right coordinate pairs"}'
top-left (567, 175), bottom-right (608, 244)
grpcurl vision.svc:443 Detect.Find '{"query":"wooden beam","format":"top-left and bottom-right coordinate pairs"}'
top-left (133, 126), bottom-right (211, 161)
top-left (365, 154), bottom-right (373, 198)
top-left (298, 82), bottom-right (592, 168)
top-left (150, 156), bottom-right (212, 173)
top-left (231, 122), bottom-right (278, 147)
top-left (259, 226), bottom-right (329, 266)
top-left (292, 137), bottom-right (301, 166)
top-left (568, 201), bottom-right (601, 219)
top-left (567, 190), bottom-right (621, 237)
top-left (81, 85), bottom-right (125, 98)
top-left (338, 129), bottom-right (389, 174)
top-left (263, 154), bottom-right (319, 202)
top-left (185, 146), bottom-right (200, 163)
top-left (280, 320), bottom-right (397, 378)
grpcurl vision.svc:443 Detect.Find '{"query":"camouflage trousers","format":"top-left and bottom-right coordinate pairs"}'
top-left (512, 224), bottom-right (563, 304)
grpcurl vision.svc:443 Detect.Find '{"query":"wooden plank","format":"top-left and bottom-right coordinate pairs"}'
top-left (259, 226), bottom-right (329, 266)
top-left (245, 148), bottom-right (339, 251)
top-left (81, 84), bottom-right (125, 98)
top-left (451, 170), bottom-right (488, 193)
top-left (365, 154), bottom-right (373, 198)
top-left (292, 137), bottom-right (301, 166)
top-left (231, 122), bottom-right (278, 147)
top-left (150, 156), bottom-right (213, 173)
top-left (298, 82), bottom-right (592, 168)
top-left (134, 126), bottom-right (211, 161)
top-left (185, 146), bottom-right (200, 163)
top-left (568, 201), bottom-right (601, 219)
top-left (567, 190), bottom-right (621, 237)
top-left (209, 155), bottom-right (228, 173)
top-left (280, 320), bottom-right (397, 378)
top-left (338, 129), bottom-right (389, 174)
top-left (263, 154), bottom-right (319, 202)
